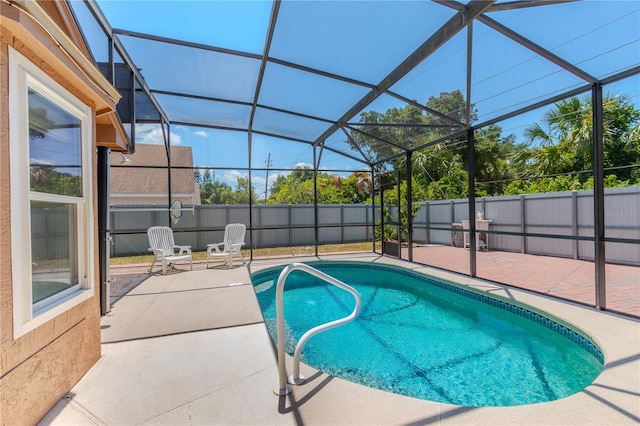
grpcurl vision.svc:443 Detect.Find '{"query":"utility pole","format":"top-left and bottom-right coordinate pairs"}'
top-left (264, 153), bottom-right (271, 202)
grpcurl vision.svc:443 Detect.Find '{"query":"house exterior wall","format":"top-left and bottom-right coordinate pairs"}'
top-left (0, 2), bottom-right (121, 423)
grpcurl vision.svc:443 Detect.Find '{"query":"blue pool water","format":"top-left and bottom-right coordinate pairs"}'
top-left (251, 261), bottom-right (603, 407)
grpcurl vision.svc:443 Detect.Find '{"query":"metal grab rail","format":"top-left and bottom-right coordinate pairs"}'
top-left (274, 263), bottom-right (361, 396)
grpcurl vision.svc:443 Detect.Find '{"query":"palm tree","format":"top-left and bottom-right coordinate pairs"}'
top-left (525, 96), bottom-right (592, 175)
top-left (523, 93), bottom-right (640, 182)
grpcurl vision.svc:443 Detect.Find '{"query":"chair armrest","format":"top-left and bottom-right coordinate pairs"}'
top-left (206, 242), bottom-right (224, 254)
top-left (149, 248), bottom-right (163, 258)
top-left (175, 245), bottom-right (192, 255)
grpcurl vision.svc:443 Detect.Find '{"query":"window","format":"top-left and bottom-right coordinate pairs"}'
top-left (9, 47), bottom-right (94, 338)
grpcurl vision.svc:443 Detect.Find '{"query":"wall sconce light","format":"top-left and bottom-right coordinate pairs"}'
top-left (119, 152), bottom-right (132, 164)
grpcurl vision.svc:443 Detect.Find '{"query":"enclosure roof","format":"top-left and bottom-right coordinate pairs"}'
top-left (79, 0), bottom-right (639, 166)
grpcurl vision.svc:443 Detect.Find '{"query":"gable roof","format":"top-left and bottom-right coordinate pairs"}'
top-left (110, 144), bottom-right (196, 201)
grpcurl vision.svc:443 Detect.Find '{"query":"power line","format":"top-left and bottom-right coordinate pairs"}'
top-left (264, 152), bottom-right (272, 202)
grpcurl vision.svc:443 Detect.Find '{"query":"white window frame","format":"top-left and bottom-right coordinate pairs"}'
top-left (9, 47), bottom-right (95, 339)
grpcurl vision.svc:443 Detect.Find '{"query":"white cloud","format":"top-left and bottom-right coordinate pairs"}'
top-left (216, 170), bottom-right (279, 194)
top-left (250, 173), bottom-right (278, 186)
top-left (251, 175), bottom-right (266, 187)
top-left (268, 171), bottom-right (290, 184)
top-left (29, 158), bottom-right (55, 166)
top-left (221, 169), bottom-right (246, 184)
top-left (294, 162), bottom-right (313, 169)
top-left (135, 123), bottom-right (182, 145)
top-left (194, 131), bottom-right (208, 138)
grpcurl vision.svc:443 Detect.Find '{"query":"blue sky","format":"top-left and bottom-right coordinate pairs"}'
top-left (93, 1), bottom-right (640, 193)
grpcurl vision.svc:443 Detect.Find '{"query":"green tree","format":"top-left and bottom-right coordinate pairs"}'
top-left (268, 166), bottom-right (315, 204)
top-left (425, 89), bottom-right (476, 125)
top-left (269, 174), bottom-right (289, 197)
top-left (30, 167), bottom-right (82, 196)
top-left (338, 173), bottom-right (373, 203)
top-left (202, 169), bottom-right (213, 184)
top-left (473, 126), bottom-right (522, 196)
top-left (411, 142), bottom-right (466, 200)
top-left (316, 173), bottom-right (373, 204)
top-left (503, 175), bottom-right (583, 195)
top-left (350, 90), bottom-right (520, 200)
top-left (523, 93), bottom-right (640, 184)
top-left (375, 177), bottom-right (427, 242)
top-left (267, 166), bottom-right (372, 204)
top-left (231, 176), bottom-right (257, 204)
top-left (199, 177), bottom-right (257, 204)
top-left (200, 180), bottom-right (235, 204)
top-left (601, 94), bottom-right (640, 181)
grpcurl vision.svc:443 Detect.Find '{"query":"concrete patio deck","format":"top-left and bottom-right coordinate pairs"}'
top-left (40, 253), bottom-right (639, 425)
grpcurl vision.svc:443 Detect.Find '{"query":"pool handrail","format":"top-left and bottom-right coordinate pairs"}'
top-left (274, 262), bottom-right (361, 396)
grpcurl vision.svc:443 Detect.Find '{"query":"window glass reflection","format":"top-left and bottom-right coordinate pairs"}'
top-left (30, 201), bottom-right (79, 305)
top-left (28, 89), bottom-right (82, 197)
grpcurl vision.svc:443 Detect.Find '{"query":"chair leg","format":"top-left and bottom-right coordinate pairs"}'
top-left (162, 258), bottom-right (167, 275)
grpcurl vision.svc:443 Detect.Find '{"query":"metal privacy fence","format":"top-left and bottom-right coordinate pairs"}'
top-left (413, 186), bottom-right (639, 265)
top-left (109, 204), bottom-right (375, 257)
top-left (108, 186), bottom-right (639, 265)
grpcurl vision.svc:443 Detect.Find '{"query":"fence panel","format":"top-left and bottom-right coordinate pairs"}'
top-left (291, 205), bottom-right (315, 226)
top-left (318, 205), bottom-right (341, 225)
top-left (110, 188), bottom-right (639, 265)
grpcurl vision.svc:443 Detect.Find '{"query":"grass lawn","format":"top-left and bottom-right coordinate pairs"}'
top-left (109, 242), bottom-right (380, 266)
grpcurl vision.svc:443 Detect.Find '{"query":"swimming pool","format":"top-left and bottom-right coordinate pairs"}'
top-left (251, 261), bottom-right (603, 407)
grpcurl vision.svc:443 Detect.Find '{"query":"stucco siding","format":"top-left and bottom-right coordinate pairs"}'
top-left (1, 14), bottom-right (103, 426)
top-left (0, 312), bottom-right (101, 425)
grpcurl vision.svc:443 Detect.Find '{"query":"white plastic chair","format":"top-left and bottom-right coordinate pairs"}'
top-left (207, 223), bottom-right (246, 269)
top-left (147, 226), bottom-right (193, 274)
